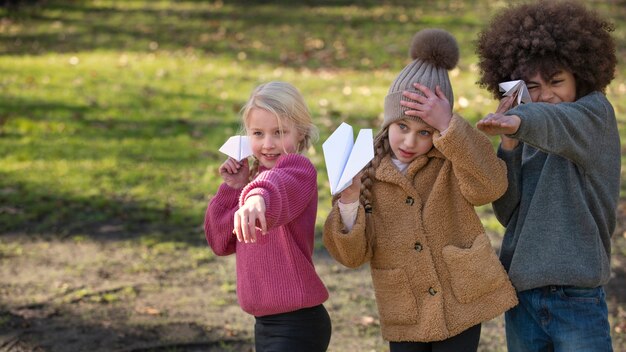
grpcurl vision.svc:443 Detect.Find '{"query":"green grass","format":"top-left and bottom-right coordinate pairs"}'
top-left (1, 0), bottom-right (625, 243)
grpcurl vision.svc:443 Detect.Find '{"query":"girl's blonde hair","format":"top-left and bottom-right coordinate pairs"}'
top-left (240, 81), bottom-right (319, 179)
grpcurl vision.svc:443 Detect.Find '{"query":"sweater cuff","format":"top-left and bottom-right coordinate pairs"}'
top-left (240, 187), bottom-right (270, 209)
top-left (505, 107), bottom-right (525, 139)
top-left (330, 203), bottom-right (366, 236)
top-left (338, 200), bottom-right (359, 231)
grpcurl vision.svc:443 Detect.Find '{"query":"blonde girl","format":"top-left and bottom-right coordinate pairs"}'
top-left (205, 81), bottom-right (331, 352)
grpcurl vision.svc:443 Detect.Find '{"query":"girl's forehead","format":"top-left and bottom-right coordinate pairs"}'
top-left (247, 108), bottom-right (279, 127)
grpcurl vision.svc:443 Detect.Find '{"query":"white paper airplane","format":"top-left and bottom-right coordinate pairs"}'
top-left (499, 80), bottom-right (531, 105)
top-left (219, 135), bottom-right (253, 161)
top-left (322, 123), bottom-right (374, 195)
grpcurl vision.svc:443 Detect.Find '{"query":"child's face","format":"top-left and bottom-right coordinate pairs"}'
top-left (388, 119), bottom-right (435, 163)
top-left (247, 108), bottom-right (302, 169)
top-left (526, 69), bottom-right (576, 104)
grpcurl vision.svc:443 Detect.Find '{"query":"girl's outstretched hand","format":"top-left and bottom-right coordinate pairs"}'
top-left (400, 83), bottom-right (452, 132)
top-left (219, 157), bottom-right (249, 189)
top-left (234, 195), bottom-right (267, 243)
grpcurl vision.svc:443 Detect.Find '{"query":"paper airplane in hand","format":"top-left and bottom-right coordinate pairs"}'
top-left (499, 80), bottom-right (531, 105)
top-left (322, 123), bottom-right (374, 195)
top-left (219, 135), bottom-right (253, 162)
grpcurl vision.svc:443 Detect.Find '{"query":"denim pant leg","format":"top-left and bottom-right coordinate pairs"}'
top-left (506, 286), bottom-right (613, 352)
top-left (506, 289), bottom-right (552, 352)
top-left (548, 286), bottom-right (612, 352)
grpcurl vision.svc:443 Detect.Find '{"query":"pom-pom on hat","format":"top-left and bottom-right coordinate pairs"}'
top-left (382, 28), bottom-right (459, 129)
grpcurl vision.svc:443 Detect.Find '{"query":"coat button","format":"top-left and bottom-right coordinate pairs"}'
top-left (414, 242), bottom-right (422, 252)
top-left (428, 287), bottom-right (437, 296)
top-left (405, 196), bottom-right (414, 205)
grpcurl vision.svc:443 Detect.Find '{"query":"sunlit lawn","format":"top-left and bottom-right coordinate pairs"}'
top-left (2, 0), bottom-right (623, 241)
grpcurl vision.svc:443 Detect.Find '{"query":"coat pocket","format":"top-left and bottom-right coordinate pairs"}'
top-left (442, 233), bottom-right (507, 304)
top-left (371, 267), bottom-right (418, 325)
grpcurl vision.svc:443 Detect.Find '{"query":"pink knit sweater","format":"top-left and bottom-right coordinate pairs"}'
top-left (204, 154), bottom-right (329, 317)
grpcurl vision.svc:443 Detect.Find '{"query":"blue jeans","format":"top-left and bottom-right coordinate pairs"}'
top-left (506, 286), bottom-right (613, 352)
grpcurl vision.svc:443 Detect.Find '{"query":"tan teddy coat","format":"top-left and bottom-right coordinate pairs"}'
top-left (323, 115), bottom-right (518, 342)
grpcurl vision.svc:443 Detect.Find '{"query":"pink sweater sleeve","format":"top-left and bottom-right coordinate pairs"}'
top-left (204, 183), bottom-right (240, 256)
top-left (239, 154), bottom-right (317, 230)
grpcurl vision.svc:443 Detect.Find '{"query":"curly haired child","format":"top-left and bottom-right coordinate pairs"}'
top-left (323, 28), bottom-right (518, 352)
top-left (204, 81), bottom-right (331, 352)
top-left (475, 1), bottom-right (619, 351)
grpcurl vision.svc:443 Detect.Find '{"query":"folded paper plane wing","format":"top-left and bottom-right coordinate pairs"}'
top-left (219, 135), bottom-right (253, 161)
top-left (499, 80), bottom-right (531, 105)
top-left (322, 123), bottom-right (374, 195)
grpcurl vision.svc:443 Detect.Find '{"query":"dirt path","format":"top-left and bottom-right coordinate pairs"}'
top-left (1, 219), bottom-right (625, 351)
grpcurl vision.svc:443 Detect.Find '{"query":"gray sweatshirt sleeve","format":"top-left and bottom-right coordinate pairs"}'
top-left (493, 144), bottom-right (523, 226)
top-left (507, 92), bottom-right (613, 170)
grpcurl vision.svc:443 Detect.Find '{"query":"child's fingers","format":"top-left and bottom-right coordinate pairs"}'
top-left (218, 161), bottom-right (231, 174)
top-left (477, 114), bottom-right (495, 127)
top-left (403, 109), bottom-right (426, 119)
top-left (222, 163), bottom-right (236, 174)
top-left (485, 119), bottom-right (501, 127)
top-left (257, 213), bottom-right (267, 235)
top-left (400, 99), bottom-right (423, 111)
top-left (240, 213), bottom-right (250, 243)
top-left (434, 85), bottom-right (449, 102)
top-left (412, 82), bottom-right (434, 97)
top-left (401, 94), bottom-right (427, 108)
top-left (240, 158), bottom-right (249, 170)
top-left (245, 214), bottom-right (257, 243)
top-left (228, 158), bottom-right (243, 171)
top-left (220, 158), bottom-right (242, 174)
top-left (233, 213), bottom-right (243, 243)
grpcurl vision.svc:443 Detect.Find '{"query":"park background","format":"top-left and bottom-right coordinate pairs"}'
top-left (0, 0), bottom-right (625, 351)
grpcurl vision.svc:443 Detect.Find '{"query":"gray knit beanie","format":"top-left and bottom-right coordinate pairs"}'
top-left (382, 28), bottom-right (459, 129)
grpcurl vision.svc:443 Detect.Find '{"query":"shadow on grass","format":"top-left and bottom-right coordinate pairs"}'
top-left (0, 174), bottom-right (205, 244)
top-left (0, 308), bottom-right (253, 352)
top-left (0, 0), bottom-right (494, 70)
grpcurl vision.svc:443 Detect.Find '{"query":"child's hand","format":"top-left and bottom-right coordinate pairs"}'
top-left (219, 157), bottom-right (249, 189)
top-left (339, 174), bottom-right (362, 205)
top-left (476, 94), bottom-right (520, 150)
top-left (476, 113), bottom-right (521, 136)
top-left (233, 195), bottom-right (267, 243)
top-left (400, 83), bottom-right (452, 132)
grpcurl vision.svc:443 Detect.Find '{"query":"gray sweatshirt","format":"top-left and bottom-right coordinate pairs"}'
top-left (494, 92), bottom-right (620, 291)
